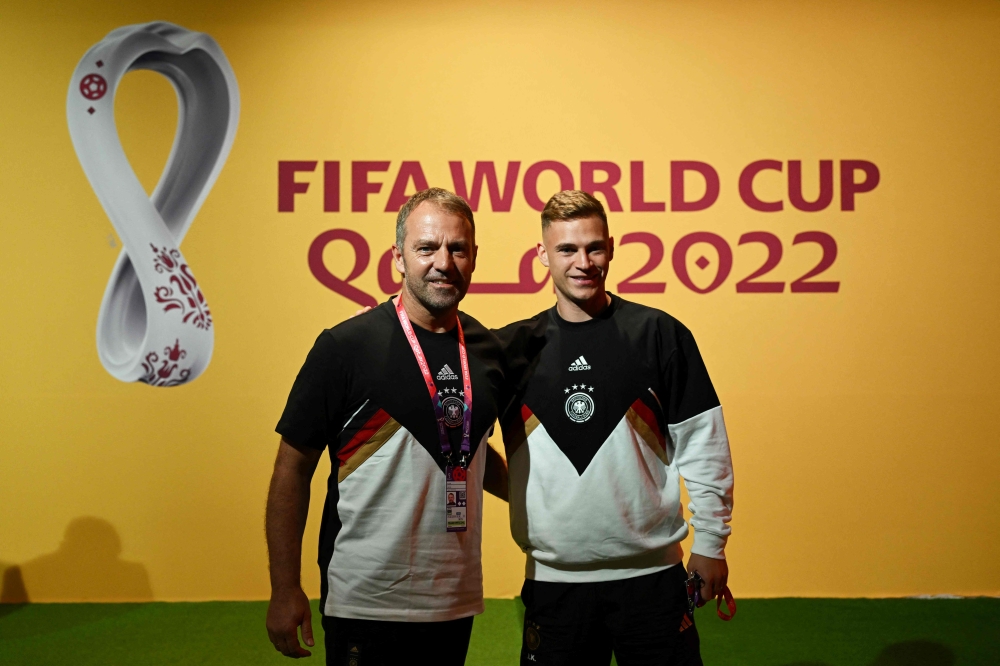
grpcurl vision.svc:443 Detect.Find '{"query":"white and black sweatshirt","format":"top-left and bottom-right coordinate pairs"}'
top-left (495, 294), bottom-right (734, 583)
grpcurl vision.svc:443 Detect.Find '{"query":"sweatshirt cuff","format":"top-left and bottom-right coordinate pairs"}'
top-left (690, 530), bottom-right (727, 560)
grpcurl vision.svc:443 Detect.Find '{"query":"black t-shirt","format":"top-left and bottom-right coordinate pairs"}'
top-left (277, 302), bottom-right (504, 467)
top-left (275, 298), bottom-right (507, 621)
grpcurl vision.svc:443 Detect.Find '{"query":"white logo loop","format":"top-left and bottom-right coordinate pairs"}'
top-left (67, 22), bottom-right (239, 386)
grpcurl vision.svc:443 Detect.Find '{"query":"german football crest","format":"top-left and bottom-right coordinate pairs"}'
top-left (441, 395), bottom-right (465, 427)
top-left (565, 391), bottom-right (595, 423)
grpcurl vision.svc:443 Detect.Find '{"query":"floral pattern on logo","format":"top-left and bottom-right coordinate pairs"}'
top-left (151, 244), bottom-right (212, 330)
top-left (139, 339), bottom-right (192, 387)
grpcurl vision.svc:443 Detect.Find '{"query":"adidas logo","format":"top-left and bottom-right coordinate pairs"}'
top-left (436, 364), bottom-right (459, 381)
top-left (568, 356), bottom-right (591, 371)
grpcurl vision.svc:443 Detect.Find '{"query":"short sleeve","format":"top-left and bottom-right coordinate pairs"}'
top-left (661, 326), bottom-right (721, 425)
top-left (275, 332), bottom-right (347, 451)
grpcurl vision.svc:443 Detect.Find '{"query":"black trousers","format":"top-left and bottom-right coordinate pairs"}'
top-left (322, 615), bottom-right (474, 666)
top-left (520, 565), bottom-right (703, 666)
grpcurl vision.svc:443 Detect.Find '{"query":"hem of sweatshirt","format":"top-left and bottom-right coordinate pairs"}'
top-left (323, 600), bottom-right (484, 622)
top-left (526, 543), bottom-right (684, 583)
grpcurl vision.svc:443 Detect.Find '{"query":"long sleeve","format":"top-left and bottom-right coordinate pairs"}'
top-left (662, 328), bottom-right (734, 559)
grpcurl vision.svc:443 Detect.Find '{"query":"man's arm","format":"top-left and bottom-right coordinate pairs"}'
top-left (483, 441), bottom-right (509, 502)
top-left (661, 327), bottom-right (734, 603)
top-left (266, 437), bottom-right (323, 658)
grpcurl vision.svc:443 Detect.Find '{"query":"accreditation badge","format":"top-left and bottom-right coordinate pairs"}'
top-left (445, 464), bottom-right (468, 532)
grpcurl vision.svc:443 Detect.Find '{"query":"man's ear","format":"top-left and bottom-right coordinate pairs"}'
top-left (392, 244), bottom-right (405, 276)
top-left (471, 244), bottom-right (478, 272)
top-left (608, 236), bottom-right (614, 262)
top-left (536, 242), bottom-right (550, 268)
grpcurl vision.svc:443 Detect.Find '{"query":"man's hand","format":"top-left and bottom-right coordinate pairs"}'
top-left (266, 439), bottom-right (322, 658)
top-left (266, 586), bottom-right (314, 658)
top-left (687, 553), bottom-right (729, 604)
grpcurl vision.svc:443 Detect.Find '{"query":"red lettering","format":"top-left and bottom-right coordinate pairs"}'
top-left (449, 161), bottom-right (521, 212)
top-left (840, 160), bottom-right (880, 211)
top-left (523, 161), bottom-right (574, 211)
top-left (278, 161), bottom-right (317, 212)
top-left (630, 161), bottom-right (665, 212)
top-left (385, 161), bottom-right (430, 212)
top-left (670, 161), bottom-right (719, 212)
top-left (351, 161), bottom-right (390, 212)
top-left (672, 232), bottom-right (733, 294)
top-left (307, 229), bottom-right (378, 307)
top-left (323, 161), bottom-right (340, 212)
top-left (739, 160), bottom-right (783, 212)
top-left (580, 162), bottom-right (624, 212)
top-left (788, 160), bottom-right (833, 212)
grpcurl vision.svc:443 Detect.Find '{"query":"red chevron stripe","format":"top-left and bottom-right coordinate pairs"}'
top-left (338, 409), bottom-right (391, 467)
top-left (520, 404), bottom-right (534, 423)
top-left (630, 398), bottom-right (665, 448)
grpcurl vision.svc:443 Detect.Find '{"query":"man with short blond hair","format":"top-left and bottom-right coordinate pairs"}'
top-left (497, 190), bottom-right (734, 665)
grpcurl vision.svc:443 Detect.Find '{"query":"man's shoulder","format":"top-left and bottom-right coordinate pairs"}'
top-left (613, 295), bottom-right (693, 340)
top-left (318, 300), bottom-right (397, 348)
top-left (457, 310), bottom-right (504, 358)
top-left (492, 309), bottom-right (552, 347)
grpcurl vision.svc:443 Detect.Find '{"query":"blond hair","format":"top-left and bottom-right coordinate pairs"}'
top-left (541, 190), bottom-right (608, 230)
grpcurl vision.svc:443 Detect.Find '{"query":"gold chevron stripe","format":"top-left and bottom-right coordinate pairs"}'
top-left (338, 417), bottom-right (402, 482)
top-left (626, 408), bottom-right (669, 465)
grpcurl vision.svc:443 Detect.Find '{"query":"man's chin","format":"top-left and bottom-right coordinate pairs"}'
top-left (411, 283), bottom-right (466, 312)
top-left (559, 283), bottom-right (601, 303)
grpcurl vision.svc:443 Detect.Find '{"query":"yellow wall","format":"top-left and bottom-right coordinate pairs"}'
top-left (1, 0), bottom-right (999, 602)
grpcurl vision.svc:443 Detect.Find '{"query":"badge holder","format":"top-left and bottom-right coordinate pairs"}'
top-left (686, 571), bottom-right (738, 621)
top-left (445, 464), bottom-right (468, 532)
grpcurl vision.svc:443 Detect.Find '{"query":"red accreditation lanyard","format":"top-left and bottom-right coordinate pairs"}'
top-left (394, 295), bottom-right (473, 465)
top-left (717, 586), bottom-right (737, 621)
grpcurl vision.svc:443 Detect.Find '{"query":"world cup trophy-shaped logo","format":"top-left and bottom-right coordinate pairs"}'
top-left (67, 22), bottom-right (240, 386)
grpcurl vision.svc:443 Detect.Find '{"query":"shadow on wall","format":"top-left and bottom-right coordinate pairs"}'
top-left (0, 517), bottom-right (153, 603)
top-left (781, 639), bottom-right (956, 666)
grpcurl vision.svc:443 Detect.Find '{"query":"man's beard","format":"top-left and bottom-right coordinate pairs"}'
top-left (404, 269), bottom-right (468, 314)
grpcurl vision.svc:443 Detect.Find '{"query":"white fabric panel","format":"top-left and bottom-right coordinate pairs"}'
top-left (325, 428), bottom-right (487, 621)
top-left (509, 415), bottom-right (687, 583)
top-left (669, 405), bottom-right (734, 559)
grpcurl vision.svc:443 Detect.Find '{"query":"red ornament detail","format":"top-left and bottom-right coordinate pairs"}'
top-left (150, 244), bottom-right (212, 330)
top-left (139, 339), bottom-right (192, 387)
top-left (87, 107), bottom-right (95, 115)
top-left (80, 74), bottom-right (107, 100)
top-left (695, 256), bottom-right (710, 270)
top-left (96, 60), bottom-right (104, 67)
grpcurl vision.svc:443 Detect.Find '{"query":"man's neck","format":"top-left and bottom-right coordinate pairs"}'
top-left (398, 289), bottom-right (458, 333)
top-left (554, 289), bottom-right (611, 323)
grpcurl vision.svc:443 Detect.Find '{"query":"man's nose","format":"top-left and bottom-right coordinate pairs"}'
top-left (432, 247), bottom-right (455, 272)
top-left (574, 250), bottom-right (593, 270)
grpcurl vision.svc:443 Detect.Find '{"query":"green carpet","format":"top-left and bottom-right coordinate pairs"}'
top-left (0, 598), bottom-right (997, 665)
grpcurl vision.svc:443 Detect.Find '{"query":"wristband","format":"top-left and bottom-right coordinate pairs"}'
top-left (67, 22), bottom-right (239, 386)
